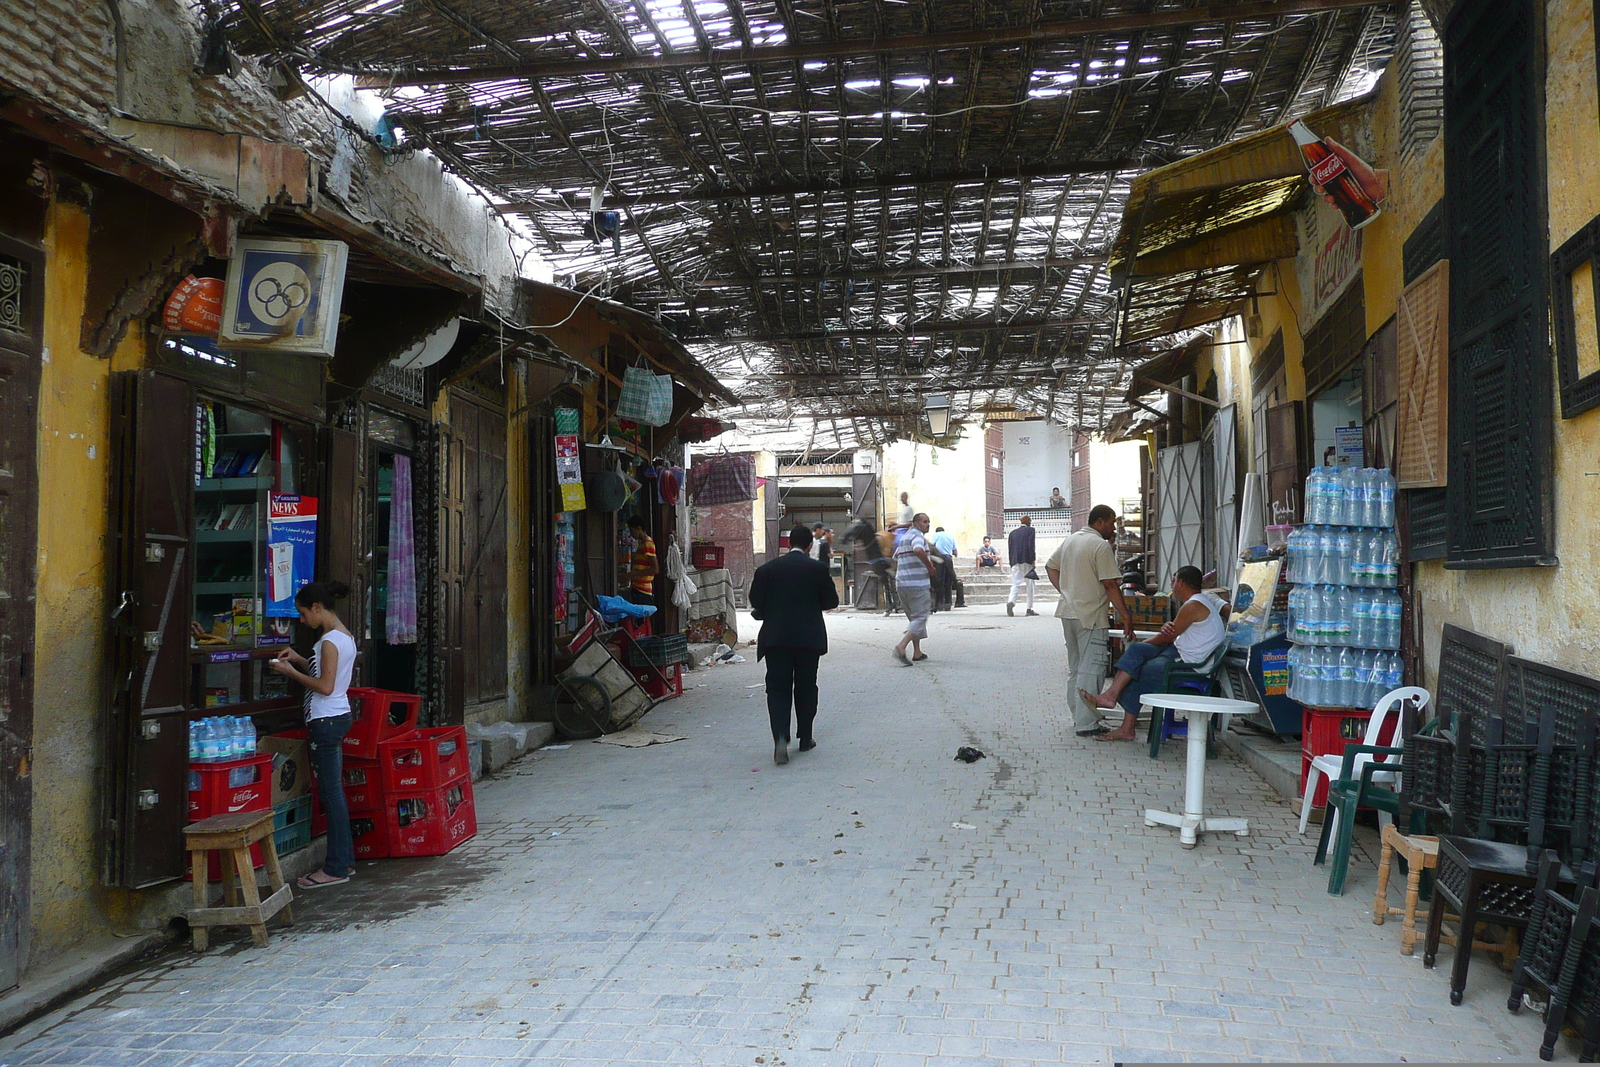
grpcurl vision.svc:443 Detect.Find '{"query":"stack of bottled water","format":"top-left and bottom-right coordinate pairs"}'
top-left (187, 715), bottom-right (259, 763)
top-left (1285, 465), bottom-right (1403, 707)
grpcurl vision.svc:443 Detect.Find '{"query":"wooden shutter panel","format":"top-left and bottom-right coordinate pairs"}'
top-left (1444, 0), bottom-right (1555, 568)
top-left (1396, 260), bottom-right (1449, 488)
top-left (1265, 401), bottom-right (1305, 525)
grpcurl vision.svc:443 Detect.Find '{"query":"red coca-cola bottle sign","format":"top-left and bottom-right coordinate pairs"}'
top-left (1290, 120), bottom-right (1381, 231)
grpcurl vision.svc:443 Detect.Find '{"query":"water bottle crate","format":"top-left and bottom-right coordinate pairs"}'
top-left (188, 754), bottom-right (273, 820)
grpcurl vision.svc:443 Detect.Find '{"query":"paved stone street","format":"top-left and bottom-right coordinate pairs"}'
top-left (1, 609), bottom-right (1557, 1064)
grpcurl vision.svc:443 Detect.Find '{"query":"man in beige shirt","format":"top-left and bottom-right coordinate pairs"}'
top-left (1046, 504), bottom-right (1135, 737)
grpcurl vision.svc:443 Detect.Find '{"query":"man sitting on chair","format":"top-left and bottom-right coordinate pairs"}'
top-left (1079, 565), bottom-right (1229, 742)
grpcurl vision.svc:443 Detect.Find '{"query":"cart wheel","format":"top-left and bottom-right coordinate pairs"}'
top-left (555, 674), bottom-right (611, 740)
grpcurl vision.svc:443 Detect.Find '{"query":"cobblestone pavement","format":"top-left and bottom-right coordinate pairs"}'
top-left (1, 608), bottom-right (1557, 1064)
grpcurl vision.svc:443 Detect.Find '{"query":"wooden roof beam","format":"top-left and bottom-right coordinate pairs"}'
top-left (675, 254), bottom-right (1107, 287)
top-left (495, 161), bottom-right (1136, 210)
top-left (377, 0), bottom-right (1388, 85)
top-left (705, 317), bottom-right (1097, 342)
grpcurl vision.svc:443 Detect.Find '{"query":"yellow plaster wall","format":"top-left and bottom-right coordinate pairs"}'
top-left (880, 434), bottom-right (991, 554)
top-left (28, 198), bottom-right (127, 959)
top-left (1408, 0), bottom-right (1600, 684)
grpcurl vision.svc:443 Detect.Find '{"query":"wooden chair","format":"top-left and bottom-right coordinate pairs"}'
top-left (185, 810), bottom-right (294, 951)
top-left (1373, 823), bottom-right (1439, 956)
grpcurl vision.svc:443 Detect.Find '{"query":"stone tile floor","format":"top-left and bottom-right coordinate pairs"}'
top-left (0, 608), bottom-right (1560, 1064)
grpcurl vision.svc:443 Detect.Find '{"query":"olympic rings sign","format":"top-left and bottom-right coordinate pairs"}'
top-left (219, 237), bottom-right (348, 356)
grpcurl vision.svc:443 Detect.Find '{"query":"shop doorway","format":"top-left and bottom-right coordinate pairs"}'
top-left (370, 447), bottom-right (420, 693)
top-left (0, 234), bottom-right (44, 990)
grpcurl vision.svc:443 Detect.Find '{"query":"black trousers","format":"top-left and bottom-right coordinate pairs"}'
top-left (763, 647), bottom-right (821, 742)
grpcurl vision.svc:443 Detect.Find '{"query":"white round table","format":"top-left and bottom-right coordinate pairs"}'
top-left (1141, 692), bottom-right (1259, 848)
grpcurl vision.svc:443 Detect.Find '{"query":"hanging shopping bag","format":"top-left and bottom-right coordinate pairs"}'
top-left (616, 365), bottom-right (656, 423)
top-left (689, 452), bottom-right (757, 505)
top-left (644, 371), bottom-right (675, 426)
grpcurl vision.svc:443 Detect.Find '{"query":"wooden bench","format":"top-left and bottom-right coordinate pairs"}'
top-left (184, 810), bottom-right (294, 950)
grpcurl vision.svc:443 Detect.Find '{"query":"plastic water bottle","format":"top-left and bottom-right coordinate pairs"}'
top-left (1349, 590), bottom-right (1369, 648)
top-left (243, 716), bottom-right (257, 756)
top-left (1313, 528), bottom-right (1332, 585)
top-left (1300, 648), bottom-right (1320, 706)
top-left (1337, 529), bottom-right (1356, 586)
top-left (1384, 592), bottom-right (1402, 649)
top-left (1305, 468), bottom-right (1324, 525)
top-left (1381, 533), bottom-right (1399, 589)
top-left (1377, 469), bottom-right (1396, 529)
top-left (200, 718), bottom-right (221, 762)
top-left (1334, 647), bottom-right (1354, 708)
top-left (188, 720), bottom-right (202, 762)
top-left (1354, 650), bottom-right (1375, 708)
top-left (1333, 588), bottom-right (1350, 646)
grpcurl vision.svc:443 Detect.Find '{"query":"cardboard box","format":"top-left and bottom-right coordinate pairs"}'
top-left (1119, 594), bottom-right (1171, 631)
top-left (258, 732), bottom-right (311, 806)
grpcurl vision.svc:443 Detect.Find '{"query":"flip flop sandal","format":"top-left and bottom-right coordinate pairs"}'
top-left (297, 872), bottom-right (350, 889)
top-left (913, 653), bottom-right (928, 661)
top-left (1094, 732), bottom-right (1133, 743)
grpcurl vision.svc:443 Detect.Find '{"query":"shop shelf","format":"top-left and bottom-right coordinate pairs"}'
top-left (195, 476), bottom-right (274, 493)
top-left (196, 529), bottom-right (259, 543)
top-left (195, 581), bottom-right (256, 596)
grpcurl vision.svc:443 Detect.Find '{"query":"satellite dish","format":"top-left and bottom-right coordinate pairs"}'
top-left (391, 317), bottom-right (461, 369)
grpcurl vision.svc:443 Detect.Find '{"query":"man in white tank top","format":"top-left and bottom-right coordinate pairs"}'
top-left (1079, 565), bottom-right (1230, 742)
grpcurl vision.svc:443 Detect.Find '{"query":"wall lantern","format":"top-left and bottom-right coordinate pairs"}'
top-left (923, 393), bottom-right (952, 437)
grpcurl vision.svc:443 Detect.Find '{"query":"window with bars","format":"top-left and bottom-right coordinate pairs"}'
top-left (1404, 201), bottom-right (1446, 285)
top-left (0, 253), bottom-right (29, 339)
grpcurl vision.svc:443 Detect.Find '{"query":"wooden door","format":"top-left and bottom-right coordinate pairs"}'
top-left (1069, 432), bottom-right (1091, 528)
top-left (0, 234), bottom-right (43, 987)
top-left (1265, 400), bottom-right (1305, 526)
top-left (105, 372), bottom-right (196, 887)
top-left (984, 424), bottom-right (1004, 537)
top-left (323, 426), bottom-right (369, 686)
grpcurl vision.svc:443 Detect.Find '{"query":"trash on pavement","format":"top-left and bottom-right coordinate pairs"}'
top-left (954, 746), bottom-right (986, 763)
top-left (595, 727), bottom-right (687, 748)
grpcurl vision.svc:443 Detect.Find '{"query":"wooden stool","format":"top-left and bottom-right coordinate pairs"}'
top-left (184, 810), bottom-right (294, 950)
top-left (1373, 824), bottom-right (1438, 954)
top-left (1374, 825), bottom-right (1519, 967)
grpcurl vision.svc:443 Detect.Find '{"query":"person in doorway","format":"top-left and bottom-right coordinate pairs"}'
top-left (1047, 504), bottom-right (1136, 738)
top-left (892, 513), bottom-right (936, 665)
top-left (749, 525), bottom-right (839, 765)
top-left (267, 580), bottom-right (358, 889)
top-left (812, 523), bottom-right (834, 568)
top-left (895, 491), bottom-right (915, 529)
top-left (975, 537), bottom-right (1001, 570)
top-left (931, 526), bottom-right (959, 611)
top-left (1048, 487), bottom-right (1068, 509)
top-left (626, 516), bottom-right (658, 605)
top-left (1007, 515), bottom-right (1038, 617)
top-left (1080, 565), bottom-right (1230, 742)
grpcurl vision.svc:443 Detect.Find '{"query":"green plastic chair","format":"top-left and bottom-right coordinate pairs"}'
top-left (1313, 742), bottom-right (1425, 895)
top-left (1144, 638), bottom-right (1233, 760)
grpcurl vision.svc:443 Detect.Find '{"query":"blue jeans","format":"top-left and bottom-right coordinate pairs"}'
top-left (1114, 643), bottom-right (1179, 716)
top-left (308, 713), bottom-right (354, 877)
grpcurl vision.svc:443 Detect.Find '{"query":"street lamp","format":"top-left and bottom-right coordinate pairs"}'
top-left (923, 393), bottom-right (951, 437)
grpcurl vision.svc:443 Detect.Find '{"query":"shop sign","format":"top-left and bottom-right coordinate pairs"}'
top-left (219, 237), bottom-right (349, 357)
top-left (1333, 425), bottom-right (1364, 467)
top-left (266, 493), bottom-right (318, 617)
top-left (1295, 196), bottom-right (1363, 327)
top-left (556, 425), bottom-right (586, 511)
top-left (162, 275), bottom-right (224, 335)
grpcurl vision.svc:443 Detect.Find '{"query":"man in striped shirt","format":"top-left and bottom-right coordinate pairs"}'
top-left (893, 513), bottom-right (936, 666)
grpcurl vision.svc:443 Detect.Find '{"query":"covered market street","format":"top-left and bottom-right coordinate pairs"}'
top-left (0, 610), bottom-right (1551, 1065)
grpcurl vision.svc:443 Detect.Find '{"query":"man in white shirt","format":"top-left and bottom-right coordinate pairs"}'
top-left (1081, 566), bottom-right (1229, 742)
top-left (1046, 505), bottom-right (1135, 738)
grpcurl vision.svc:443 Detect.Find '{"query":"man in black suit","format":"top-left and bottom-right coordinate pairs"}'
top-left (749, 524), bottom-right (840, 765)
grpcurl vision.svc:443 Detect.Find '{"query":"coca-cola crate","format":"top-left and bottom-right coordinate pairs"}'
top-left (383, 780), bottom-right (478, 857)
top-left (343, 688), bottom-right (421, 759)
top-left (188, 755), bottom-right (273, 820)
top-left (630, 661), bottom-right (683, 700)
top-left (376, 727), bottom-right (469, 793)
top-left (349, 812), bottom-right (391, 860)
top-left (1300, 706), bottom-right (1395, 808)
top-left (691, 543), bottom-right (725, 569)
top-left (310, 757), bottom-right (382, 831)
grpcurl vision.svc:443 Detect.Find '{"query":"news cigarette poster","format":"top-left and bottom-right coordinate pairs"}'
top-left (266, 493), bottom-right (318, 617)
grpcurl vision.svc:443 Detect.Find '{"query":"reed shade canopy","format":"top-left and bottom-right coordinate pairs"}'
top-left (216, 0), bottom-right (1406, 444)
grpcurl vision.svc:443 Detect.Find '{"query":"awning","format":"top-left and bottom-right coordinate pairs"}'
top-left (1125, 344), bottom-right (1203, 403)
top-left (1110, 94), bottom-right (1377, 347)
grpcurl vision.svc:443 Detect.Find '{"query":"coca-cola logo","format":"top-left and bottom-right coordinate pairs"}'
top-left (1309, 155), bottom-right (1345, 186)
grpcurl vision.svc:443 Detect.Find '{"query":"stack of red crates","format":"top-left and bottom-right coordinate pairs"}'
top-left (188, 753), bottom-right (274, 881)
top-left (310, 688), bottom-right (478, 861)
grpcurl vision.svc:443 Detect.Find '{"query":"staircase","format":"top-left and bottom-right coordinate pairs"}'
top-left (958, 567), bottom-right (1060, 607)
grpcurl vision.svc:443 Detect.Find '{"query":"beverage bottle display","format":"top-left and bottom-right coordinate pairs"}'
top-left (1289, 120), bottom-right (1383, 230)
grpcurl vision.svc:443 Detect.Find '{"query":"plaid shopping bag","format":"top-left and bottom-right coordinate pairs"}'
top-left (616, 365), bottom-right (657, 423)
top-left (689, 453), bottom-right (757, 505)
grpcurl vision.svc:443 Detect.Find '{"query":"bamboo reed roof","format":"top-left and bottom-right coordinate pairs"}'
top-left (218, 0), bottom-right (1403, 443)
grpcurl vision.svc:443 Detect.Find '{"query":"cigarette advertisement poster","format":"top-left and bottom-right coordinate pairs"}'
top-left (266, 494), bottom-right (318, 618)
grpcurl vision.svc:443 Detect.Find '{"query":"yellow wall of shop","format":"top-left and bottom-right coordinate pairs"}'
top-left (880, 433), bottom-right (990, 555)
top-left (1409, 0), bottom-right (1600, 683)
top-left (27, 198), bottom-right (133, 959)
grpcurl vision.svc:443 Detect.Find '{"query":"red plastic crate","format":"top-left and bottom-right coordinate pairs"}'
top-left (376, 727), bottom-right (470, 793)
top-left (310, 757), bottom-right (382, 826)
top-left (189, 755), bottom-right (273, 820)
top-left (618, 616), bottom-right (652, 641)
top-left (1300, 707), bottom-right (1396, 808)
top-left (343, 688), bottom-right (421, 759)
top-left (383, 780), bottom-right (478, 857)
top-left (691, 543), bottom-right (725, 569)
top-left (631, 661), bottom-right (683, 700)
top-left (349, 812), bottom-right (391, 860)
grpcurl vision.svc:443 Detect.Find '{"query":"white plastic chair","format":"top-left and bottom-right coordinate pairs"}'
top-left (1298, 686), bottom-right (1432, 836)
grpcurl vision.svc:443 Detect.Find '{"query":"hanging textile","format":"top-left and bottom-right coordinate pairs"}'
top-left (386, 455), bottom-right (419, 644)
top-left (666, 537), bottom-right (697, 611)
